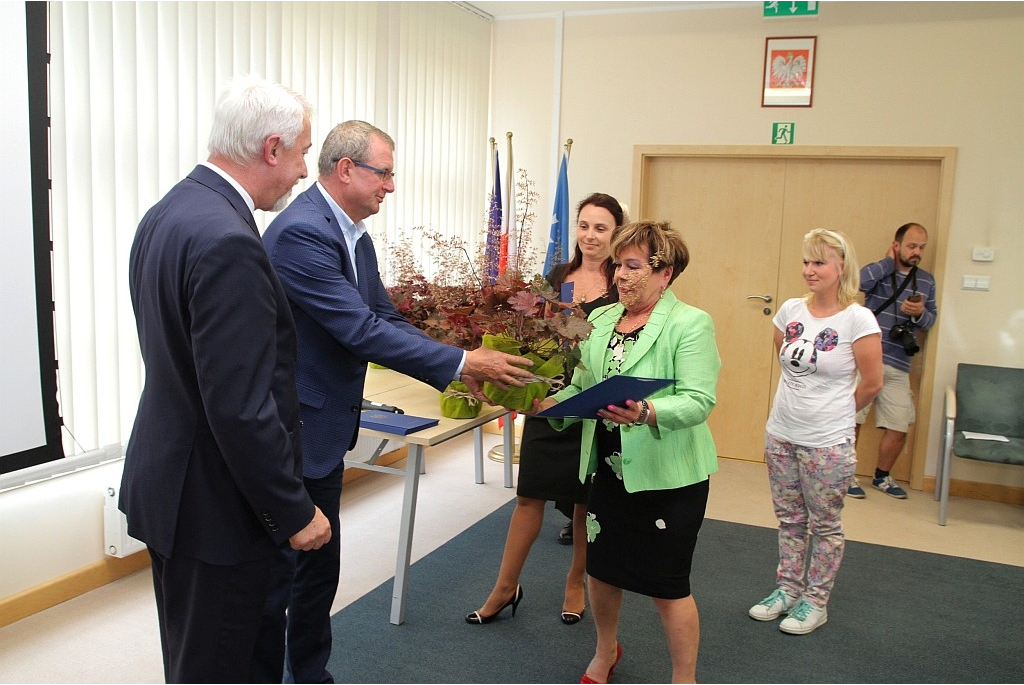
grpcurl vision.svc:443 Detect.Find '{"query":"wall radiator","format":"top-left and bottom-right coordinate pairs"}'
top-left (103, 485), bottom-right (146, 558)
top-left (102, 435), bottom-right (397, 558)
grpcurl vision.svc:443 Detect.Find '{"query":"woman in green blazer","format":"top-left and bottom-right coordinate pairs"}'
top-left (536, 221), bottom-right (721, 684)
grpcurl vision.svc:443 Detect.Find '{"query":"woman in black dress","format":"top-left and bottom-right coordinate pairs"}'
top-left (466, 193), bottom-right (625, 626)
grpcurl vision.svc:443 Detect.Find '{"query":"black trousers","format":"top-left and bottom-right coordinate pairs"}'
top-left (150, 547), bottom-right (290, 683)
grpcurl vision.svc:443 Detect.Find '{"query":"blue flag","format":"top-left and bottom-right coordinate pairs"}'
top-left (485, 147), bottom-right (502, 283)
top-left (544, 152), bottom-right (570, 274)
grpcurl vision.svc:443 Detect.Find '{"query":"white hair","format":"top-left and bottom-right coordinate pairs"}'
top-left (207, 74), bottom-right (313, 165)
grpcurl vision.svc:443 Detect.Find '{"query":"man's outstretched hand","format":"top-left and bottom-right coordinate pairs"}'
top-left (462, 347), bottom-right (534, 390)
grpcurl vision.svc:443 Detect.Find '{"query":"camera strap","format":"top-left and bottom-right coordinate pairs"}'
top-left (871, 266), bottom-right (917, 317)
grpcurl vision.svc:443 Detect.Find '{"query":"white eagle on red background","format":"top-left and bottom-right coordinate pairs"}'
top-left (771, 51), bottom-right (808, 88)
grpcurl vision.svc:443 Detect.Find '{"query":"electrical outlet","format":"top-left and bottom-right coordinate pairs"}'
top-left (972, 247), bottom-right (995, 262)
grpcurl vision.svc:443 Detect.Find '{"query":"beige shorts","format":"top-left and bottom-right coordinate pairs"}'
top-left (856, 365), bottom-right (915, 432)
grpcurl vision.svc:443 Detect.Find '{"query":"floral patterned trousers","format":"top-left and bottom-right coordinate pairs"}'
top-left (764, 432), bottom-right (856, 608)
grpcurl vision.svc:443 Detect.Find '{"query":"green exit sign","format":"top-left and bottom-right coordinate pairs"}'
top-left (764, 1), bottom-right (819, 17)
top-left (772, 122), bottom-right (795, 145)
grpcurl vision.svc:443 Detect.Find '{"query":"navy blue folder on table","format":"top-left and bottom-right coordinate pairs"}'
top-left (536, 375), bottom-right (674, 419)
top-left (360, 410), bottom-right (440, 435)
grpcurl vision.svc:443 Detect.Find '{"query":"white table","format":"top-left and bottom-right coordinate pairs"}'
top-left (347, 367), bottom-right (515, 624)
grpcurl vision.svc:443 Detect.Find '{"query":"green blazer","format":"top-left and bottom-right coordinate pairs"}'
top-left (550, 290), bottom-right (721, 493)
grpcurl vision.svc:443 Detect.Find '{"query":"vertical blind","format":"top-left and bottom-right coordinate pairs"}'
top-left (48, 1), bottom-right (492, 455)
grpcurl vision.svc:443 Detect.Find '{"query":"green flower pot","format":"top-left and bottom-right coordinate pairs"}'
top-left (440, 380), bottom-right (483, 419)
top-left (481, 333), bottom-right (565, 412)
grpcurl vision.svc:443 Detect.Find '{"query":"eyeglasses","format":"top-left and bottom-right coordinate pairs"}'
top-left (352, 160), bottom-right (396, 182)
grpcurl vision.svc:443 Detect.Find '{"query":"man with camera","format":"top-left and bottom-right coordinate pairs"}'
top-left (850, 223), bottom-right (938, 499)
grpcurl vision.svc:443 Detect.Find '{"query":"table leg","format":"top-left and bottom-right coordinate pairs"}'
top-left (474, 426), bottom-right (484, 484)
top-left (503, 412), bottom-right (514, 488)
top-left (390, 444), bottom-right (424, 625)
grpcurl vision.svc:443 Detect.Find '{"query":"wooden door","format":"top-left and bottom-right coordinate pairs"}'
top-left (636, 148), bottom-right (945, 484)
top-left (776, 158), bottom-right (940, 482)
top-left (642, 156), bottom-right (787, 462)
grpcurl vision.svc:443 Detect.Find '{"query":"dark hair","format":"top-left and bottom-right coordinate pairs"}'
top-left (894, 222), bottom-right (926, 242)
top-left (611, 220), bottom-right (690, 286)
top-left (561, 193), bottom-right (626, 285)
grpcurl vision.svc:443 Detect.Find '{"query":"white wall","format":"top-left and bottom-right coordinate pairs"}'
top-left (488, 1), bottom-right (1024, 488)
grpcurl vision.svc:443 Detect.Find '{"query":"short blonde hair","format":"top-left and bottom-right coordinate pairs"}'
top-left (802, 228), bottom-right (861, 307)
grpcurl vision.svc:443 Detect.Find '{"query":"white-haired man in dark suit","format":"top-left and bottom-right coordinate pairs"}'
top-left (122, 75), bottom-right (332, 683)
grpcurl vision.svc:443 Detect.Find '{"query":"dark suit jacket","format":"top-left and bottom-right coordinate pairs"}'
top-left (121, 165), bottom-right (315, 564)
top-left (263, 184), bottom-right (463, 479)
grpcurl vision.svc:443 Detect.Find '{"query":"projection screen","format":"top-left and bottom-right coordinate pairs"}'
top-left (0, 2), bottom-right (62, 475)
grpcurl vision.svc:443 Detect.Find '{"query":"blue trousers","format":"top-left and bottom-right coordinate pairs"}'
top-left (264, 459), bottom-right (344, 683)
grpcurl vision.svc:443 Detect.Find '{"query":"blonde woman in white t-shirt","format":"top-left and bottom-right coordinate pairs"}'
top-left (748, 228), bottom-right (883, 636)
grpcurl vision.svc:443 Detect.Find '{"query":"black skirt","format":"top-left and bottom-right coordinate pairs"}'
top-left (585, 425), bottom-right (709, 599)
top-left (515, 416), bottom-right (589, 505)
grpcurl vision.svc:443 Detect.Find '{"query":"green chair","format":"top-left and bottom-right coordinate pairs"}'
top-left (936, 363), bottom-right (1024, 525)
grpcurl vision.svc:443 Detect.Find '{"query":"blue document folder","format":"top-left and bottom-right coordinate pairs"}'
top-left (360, 410), bottom-right (439, 435)
top-left (535, 375), bottom-right (675, 419)
top-left (561, 282), bottom-right (574, 303)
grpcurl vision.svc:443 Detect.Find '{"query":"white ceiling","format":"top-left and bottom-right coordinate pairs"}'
top-left (461, 1), bottom-right (745, 20)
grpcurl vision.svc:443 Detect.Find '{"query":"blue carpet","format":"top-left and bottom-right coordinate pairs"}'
top-left (328, 499), bottom-right (1024, 683)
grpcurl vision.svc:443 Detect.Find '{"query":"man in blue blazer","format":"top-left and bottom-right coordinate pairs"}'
top-left (263, 120), bottom-right (532, 682)
top-left (121, 76), bottom-right (331, 683)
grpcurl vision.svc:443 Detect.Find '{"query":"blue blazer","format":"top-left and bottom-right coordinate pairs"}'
top-left (122, 165), bottom-right (314, 564)
top-left (263, 185), bottom-right (463, 479)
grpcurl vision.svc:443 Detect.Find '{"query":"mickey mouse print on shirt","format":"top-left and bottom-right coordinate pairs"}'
top-left (779, 321), bottom-right (839, 385)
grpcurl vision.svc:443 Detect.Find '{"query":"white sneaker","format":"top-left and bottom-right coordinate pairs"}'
top-left (748, 588), bottom-right (800, 621)
top-left (847, 479), bottom-right (866, 498)
top-left (779, 599), bottom-right (828, 635)
top-left (872, 475), bottom-right (908, 499)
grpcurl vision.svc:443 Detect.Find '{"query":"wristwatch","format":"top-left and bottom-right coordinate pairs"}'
top-left (631, 399), bottom-right (650, 427)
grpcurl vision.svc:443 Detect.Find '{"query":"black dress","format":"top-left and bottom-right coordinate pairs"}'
top-left (515, 269), bottom-right (616, 506)
top-left (584, 326), bottom-right (710, 600)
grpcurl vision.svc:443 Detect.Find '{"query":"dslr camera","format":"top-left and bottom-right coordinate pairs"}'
top-left (890, 323), bottom-right (920, 356)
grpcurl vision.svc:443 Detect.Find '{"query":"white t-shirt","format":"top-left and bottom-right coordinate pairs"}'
top-left (766, 298), bottom-right (880, 447)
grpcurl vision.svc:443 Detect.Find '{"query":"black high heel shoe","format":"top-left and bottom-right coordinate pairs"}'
top-left (561, 607), bottom-right (586, 625)
top-left (465, 585), bottom-right (524, 624)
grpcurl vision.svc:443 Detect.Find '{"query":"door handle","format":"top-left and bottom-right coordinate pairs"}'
top-left (746, 294), bottom-right (773, 303)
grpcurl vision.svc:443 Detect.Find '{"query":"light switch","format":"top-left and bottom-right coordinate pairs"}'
top-left (972, 247), bottom-right (995, 262)
top-left (962, 276), bottom-right (977, 289)
top-left (976, 276), bottom-right (991, 291)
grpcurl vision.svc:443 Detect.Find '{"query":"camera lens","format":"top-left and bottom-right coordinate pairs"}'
top-left (890, 324), bottom-right (919, 355)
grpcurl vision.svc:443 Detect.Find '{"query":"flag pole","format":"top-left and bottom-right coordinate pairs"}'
top-left (489, 137), bottom-right (496, 183)
top-left (505, 131), bottom-right (515, 275)
top-left (565, 138), bottom-right (573, 160)
top-left (506, 131), bottom-right (514, 200)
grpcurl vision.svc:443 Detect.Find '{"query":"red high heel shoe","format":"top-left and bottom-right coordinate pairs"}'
top-left (580, 642), bottom-right (622, 683)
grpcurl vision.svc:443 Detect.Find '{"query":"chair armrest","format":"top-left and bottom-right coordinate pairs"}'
top-left (944, 385), bottom-right (956, 420)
